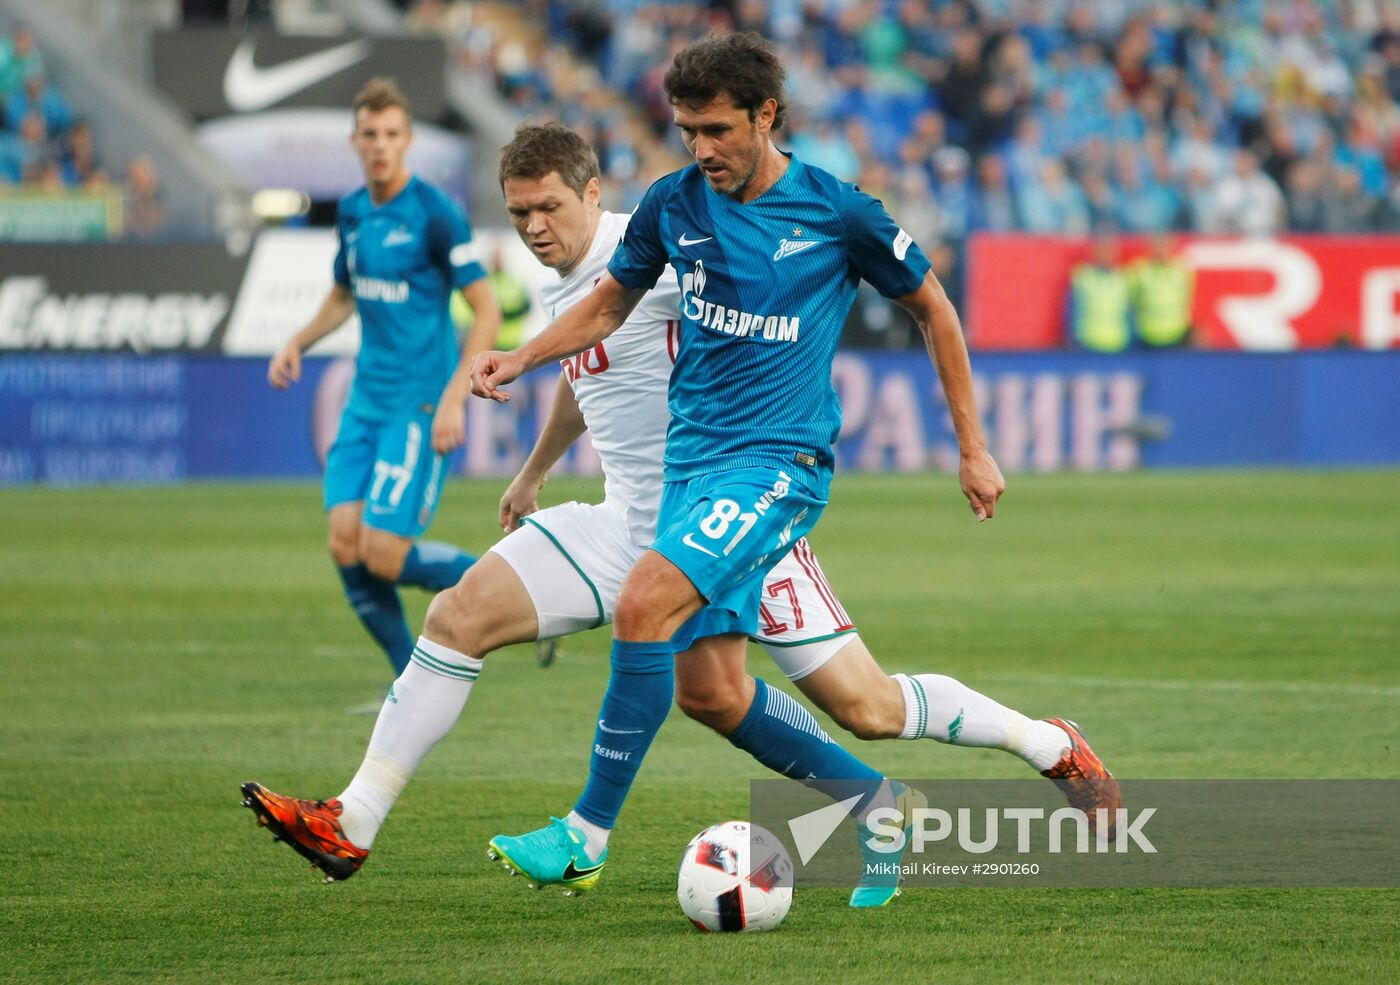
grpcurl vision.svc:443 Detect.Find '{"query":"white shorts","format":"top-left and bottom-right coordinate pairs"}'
top-left (489, 499), bottom-right (858, 681)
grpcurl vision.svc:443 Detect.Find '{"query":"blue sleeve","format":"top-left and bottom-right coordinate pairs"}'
top-left (332, 205), bottom-right (350, 287)
top-left (607, 176), bottom-right (671, 290)
top-left (427, 193), bottom-right (487, 289)
top-left (838, 185), bottom-right (931, 299)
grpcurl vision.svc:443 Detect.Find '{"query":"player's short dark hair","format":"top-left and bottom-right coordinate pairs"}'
top-left (353, 77), bottom-right (411, 122)
top-left (497, 123), bottom-right (601, 198)
top-left (664, 32), bottom-right (787, 130)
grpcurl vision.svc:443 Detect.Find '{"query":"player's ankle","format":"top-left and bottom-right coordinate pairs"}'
top-left (565, 810), bottom-right (610, 859)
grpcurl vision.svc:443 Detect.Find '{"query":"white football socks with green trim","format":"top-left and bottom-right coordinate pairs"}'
top-left (337, 637), bottom-right (483, 848)
top-left (892, 673), bottom-right (1070, 772)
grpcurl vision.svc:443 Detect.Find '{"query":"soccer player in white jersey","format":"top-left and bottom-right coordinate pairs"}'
top-left (476, 36), bottom-right (1119, 900)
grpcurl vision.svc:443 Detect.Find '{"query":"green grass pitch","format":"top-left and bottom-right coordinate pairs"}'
top-left (2, 471), bottom-right (1397, 984)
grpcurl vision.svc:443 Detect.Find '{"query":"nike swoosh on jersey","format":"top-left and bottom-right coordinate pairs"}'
top-left (598, 719), bottom-right (645, 735)
top-left (223, 38), bottom-right (372, 112)
top-left (678, 234), bottom-right (713, 246)
top-left (682, 533), bottom-right (720, 557)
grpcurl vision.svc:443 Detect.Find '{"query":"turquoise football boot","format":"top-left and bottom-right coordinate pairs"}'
top-left (849, 781), bottom-right (927, 908)
top-left (487, 816), bottom-right (607, 896)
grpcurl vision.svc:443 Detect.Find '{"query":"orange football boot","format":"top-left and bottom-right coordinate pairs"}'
top-left (240, 781), bottom-right (369, 881)
top-left (1040, 718), bottom-right (1124, 841)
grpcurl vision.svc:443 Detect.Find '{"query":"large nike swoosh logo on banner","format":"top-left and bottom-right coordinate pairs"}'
top-left (223, 38), bottom-right (372, 112)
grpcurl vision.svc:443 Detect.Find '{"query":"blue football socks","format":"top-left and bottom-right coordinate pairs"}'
top-left (728, 678), bottom-right (886, 808)
top-left (337, 563), bottom-right (414, 674)
top-left (574, 640), bottom-right (675, 828)
top-left (397, 541), bottom-right (475, 592)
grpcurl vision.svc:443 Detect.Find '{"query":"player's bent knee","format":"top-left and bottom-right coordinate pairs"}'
top-left (327, 532), bottom-right (359, 568)
top-left (832, 696), bottom-right (903, 741)
top-left (422, 566), bottom-right (536, 658)
top-left (360, 533), bottom-right (412, 582)
top-left (614, 554), bottom-right (701, 640)
top-left (361, 548), bottom-right (400, 582)
top-left (677, 683), bottom-right (748, 733)
top-left (614, 591), bottom-right (671, 641)
top-left (422, 584), bottom-right (486, 655)
top-left (614, 584), bottom-right (695, 641)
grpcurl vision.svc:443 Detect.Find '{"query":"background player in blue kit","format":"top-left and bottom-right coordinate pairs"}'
top-left (268, 78), bottom-right (502, 677)
top-left (473, 34), bottom-right (1118, 901)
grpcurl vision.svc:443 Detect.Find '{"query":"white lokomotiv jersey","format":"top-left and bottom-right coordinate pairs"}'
top-left (537, 210), bottom-right (680, 547)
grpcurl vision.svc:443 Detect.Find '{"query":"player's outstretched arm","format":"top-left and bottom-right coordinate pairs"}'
top-left (471, 273), bottom-right (645, 403)
top-left (267, 284), bottom-right (356, 390)
top-left (895, 270), bottom-right (1005, 521)
top-left (499, 374), bottom-right (588, 532)
top-left (433, 277), bottom-right (504, 453)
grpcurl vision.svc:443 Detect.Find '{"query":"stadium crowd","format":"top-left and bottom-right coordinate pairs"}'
top-left (420, 0), bottom-right (1400, 249)
top-left (0, 24), bottom-right (164, 238)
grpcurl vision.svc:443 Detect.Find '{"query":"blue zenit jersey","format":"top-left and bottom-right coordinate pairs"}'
top-left (608, 156), bottom-right (930, 481)
top-left (333, 176), bottom-right (486, 420)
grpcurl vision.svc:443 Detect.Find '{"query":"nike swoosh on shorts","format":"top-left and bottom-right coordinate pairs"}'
top-left (682, 533), bottom-right (719, 557)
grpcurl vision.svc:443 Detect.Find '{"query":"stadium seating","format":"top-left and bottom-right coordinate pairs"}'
top-left (411, 0), bottom-right (1400, 246)
top-left (0, 22), bottom-right (165, 239)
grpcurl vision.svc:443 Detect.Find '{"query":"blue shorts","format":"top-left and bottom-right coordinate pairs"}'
top-left (652, 465), bottom-right (829, 652)
top-left (322, 409), bottom-right (447, 538)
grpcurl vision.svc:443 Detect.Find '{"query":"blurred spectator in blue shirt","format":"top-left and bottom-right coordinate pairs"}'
top-left (1066, 40), bottom-right (1119, 116)
top-left (10, 111), bottom-right (56, 183)
top-left (898, 0), bottom-right (946, 74)
top-left (1321, 165), bottom-right (1378, 232)
top-left (1284, 158), bottom-right (1327, 232)
top-left (1081, 169), bottom-right (1119, 231)
top-left (7, 73), bottom-right (75, 137)
top-left (1004, 113), bottom-right (1047, 189)
top-left (1017, 2), bottom-right (1066, 61)
top-left (1114, 151), bottom-right (1180, 233)
top-left (892, 162), bottom-right (943, 251)
top-left (1019, 158), bottom-right (1090, 235)
top-left (1100, 88), bottom-right (1146, 146)
top-left (1335, 119), bottom-right (1390, 199)
top-left (0, 26), bottom-right (43, 101)
top-left (785, 45), bottom-right (842, 121)
top-left (1042, 85), bottom-right (1087, 157)
top-left (968, 153), bottom-right (1020, 233)
top-left (932, 145), bottom-right (974, 242)
top-left (59, 120), bottom-right (105, 188)
top-left (1171, 115), bottom-right (1228, 181)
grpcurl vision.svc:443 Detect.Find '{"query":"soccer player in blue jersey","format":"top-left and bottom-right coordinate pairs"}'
top-left (267, 78), bottom-right (501, 677)
top-left (472, 34), bottom-right (1120, 901)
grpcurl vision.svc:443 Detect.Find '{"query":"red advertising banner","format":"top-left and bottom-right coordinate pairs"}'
top-left (967, 234), bottom-right (1400, 351)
